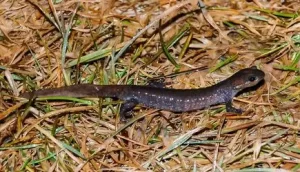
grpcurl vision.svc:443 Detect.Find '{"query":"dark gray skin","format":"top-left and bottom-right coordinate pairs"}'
top-left (21, 67), bottom-right (265, 120)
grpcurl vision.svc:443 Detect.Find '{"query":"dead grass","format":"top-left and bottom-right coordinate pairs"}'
top-left (0, 0), bottom-right (300, 171)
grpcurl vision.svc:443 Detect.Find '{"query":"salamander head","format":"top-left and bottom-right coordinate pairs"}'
top-left (229, 66), bottom-right (265, 93)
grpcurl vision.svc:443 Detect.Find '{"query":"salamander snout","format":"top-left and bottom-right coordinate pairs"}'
top-left (231, 67), bottom-right (265, 91)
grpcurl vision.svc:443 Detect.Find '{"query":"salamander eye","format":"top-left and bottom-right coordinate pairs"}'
top-left (248, 76), bottom-right (256, 82)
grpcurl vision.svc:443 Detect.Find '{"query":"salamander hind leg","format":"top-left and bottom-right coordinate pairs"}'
top-left (225, 102), bottom-right (243, 114)
top-left (120, 99), bottom-right (139, 121)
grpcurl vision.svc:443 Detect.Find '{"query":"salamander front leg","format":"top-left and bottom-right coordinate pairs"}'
top-left (148, 79), bottom-right (166, 88)
top-left (120, 99), bottom-right (138, 121)
top-left (225, 101), bottom-right (243, 114)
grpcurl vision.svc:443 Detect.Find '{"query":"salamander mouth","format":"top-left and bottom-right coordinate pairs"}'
top-left (234, 79), bottom-right (263, 90)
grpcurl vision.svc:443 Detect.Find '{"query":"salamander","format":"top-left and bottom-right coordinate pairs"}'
top-left (21, 67), bottom-right (265, 120)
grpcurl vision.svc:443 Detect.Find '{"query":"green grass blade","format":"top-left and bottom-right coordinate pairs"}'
top-left (146, 23), bottom-right (190, 65)
top-left (27, 0), bottom-right (61, 31)
top-left (67, 47), bottom-right (119, 67)
top-left (255, 8), bottom-right (298, 18)
top-left (209, 55), bottom-right (238, 73)
top-left (245, 14), bottom-right (269, 22)
top-left (178, 32), bottom-right (193, 62)
top-left (142, 126), bottom-right (206, 168)
top-left (271, 76), bottom-right (300, 95)
top-left (158, 20), bottom-right (179, 68)
top-left (223, 21), bottom-right (249, 38)
top-left (256, 43), bottom-right (288, 59)
top-left (0, 144), bottom-right (41, 150)
top-left (20, 158), bottom-right (31, 170)
top-left (30, 152), bottom-right (57, 165)
top-left (61, 3), bottom-right (79, 85)
top-left (273, 65), bottom-right (299, 72)
top-left (61, 142), bottom-right (85, 159)
top-left (36, 96), bottom-right (94, 105)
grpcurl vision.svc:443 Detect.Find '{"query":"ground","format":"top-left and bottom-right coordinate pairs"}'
top-left (0, 0), bottom-right (300, 171)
